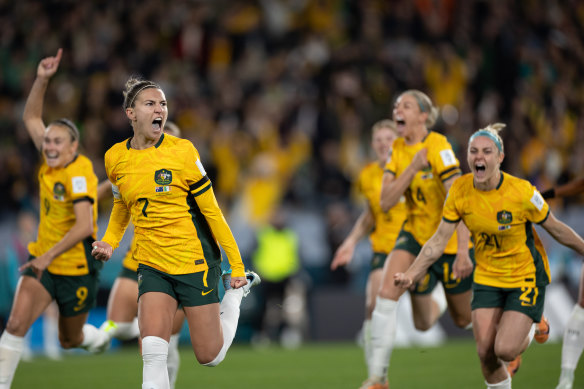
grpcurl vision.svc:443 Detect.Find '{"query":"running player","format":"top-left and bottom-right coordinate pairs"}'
top-left (541, 178), bottom-right (584, 389)
top-left (363, 90), bottom-right (474, 389)
top-left (394, 123), bottom-right (584, 389)
top-left (91, 76), bottom-right (260, 389)
top-left (96, 121), bottom-right (185, 389)
top-left (330, 119), bottom-right (406, 378)
top-left (0, 49), bottom-right (107, 389)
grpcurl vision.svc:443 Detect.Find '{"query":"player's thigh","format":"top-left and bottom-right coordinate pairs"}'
top-left (58, 311), bottom-right (89, 348)
top-left (107, 276), bottom-right (139, 322)
top-left (172, 308), bottom-right (186, 335)
top-left (445, 289), bottom-right (472, 328)
top-left (6, 275), bottom-right (52, 335)
top-left (184, 303), bottom-right (222, 356)
top-left (138, 292), bottom-right (178, 340)
top-left (472, 307), bottom-right (503, 358)
top-left (494, 310), bottom-right (533, 359)
top-left (379, 249), bottom-right (416, 299)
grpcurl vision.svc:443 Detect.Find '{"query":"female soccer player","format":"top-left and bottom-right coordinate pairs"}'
top-left (330, 119), bottom-right (407, 377)
top-left (541, 178), bottom-right (584, 389)
top-left (394, 123), bottom-right (584, 389)
top-left (0, 49), bottom-right (107, 388)
top-left (96, 121), bottom-right (185, 389)
top-left (363, 90), bottom-right (474, 389)
top-left (91, 76), bottom-right (259, 389)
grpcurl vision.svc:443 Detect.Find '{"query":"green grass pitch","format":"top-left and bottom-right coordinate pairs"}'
top-left (11, 340), bottom-right (575, 388)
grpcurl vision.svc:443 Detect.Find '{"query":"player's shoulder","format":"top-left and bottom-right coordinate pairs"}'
top-left (426, 131), bottom-right (451, 148)
top-left (502, 172), bottom-right (532, 192)
top-left (450, 173), bottom-right (473, 193)
top-left (66, 154), bottom-right (95, 175)
top-left (162, 134), bottom-right (197, 154)
top-left (105, 138), bottom-right (131, 160)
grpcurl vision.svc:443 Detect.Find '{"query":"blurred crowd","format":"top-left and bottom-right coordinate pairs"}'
top-left (1, 0), bottom-right (584, 306)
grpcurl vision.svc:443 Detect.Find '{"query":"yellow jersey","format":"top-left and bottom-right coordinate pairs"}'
top-left (384, 131), bottom-right (461, 254)
top-left (357, 162), bottom-right (407, 253)
top-left (101, 134), bottom-right (245, 277)
top-left (28, 154), bottom-right (98, 276)
top-left (443, 173), bottom-right (551, 288)
top-left (121, 234), bottom-right (138, 272)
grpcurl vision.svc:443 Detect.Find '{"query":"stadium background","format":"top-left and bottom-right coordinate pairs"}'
top-left (0, 0), bottom-right (583, 384)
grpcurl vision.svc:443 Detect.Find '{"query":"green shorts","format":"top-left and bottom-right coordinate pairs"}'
top-left (471, 283), bottom-right (546, 322)
top-left (371, 252), bottom-right (389, 271)
top-left (393, 229), bottom-right (473, 295)
top-left (137, 264), bottom-right (220, 307)
top-left (119, 265), bottom-right (138, 281)
top-left (23, 255), bottom-right (101, 317)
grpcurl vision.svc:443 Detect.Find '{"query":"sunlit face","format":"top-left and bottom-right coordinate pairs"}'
top-left (372, 127), bottom-right (398, 163)
top-left (126, 88), bottom-right (168, 140)
top-left (467, 135), bottom-right (504, 186)
top-left (392, 93), bottom-right (428, 137)
top-left (42, 124), bottom-right (77, 168)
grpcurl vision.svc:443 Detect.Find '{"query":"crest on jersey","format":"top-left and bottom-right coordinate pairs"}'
top-left (154, 169), bottom-right (172, 185)
top-left (53, 182), bottom-right (65, 201)
top-left (497, 210), bottom-right (513, 224)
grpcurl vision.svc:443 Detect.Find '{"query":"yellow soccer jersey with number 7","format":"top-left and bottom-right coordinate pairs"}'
top-left (101, 134), bottom-right (245, 277)
top-left (28, 154), bottom-right (98, 276)
top-left (384, 131), bottom-right (462, 254)
top-left (442, 172), bottom-right (551, 289)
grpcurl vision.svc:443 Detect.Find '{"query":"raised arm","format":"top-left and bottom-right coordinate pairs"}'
top-left (541, 212), bottom-right (584, 257)
top-left (394, 219), bottom-right (459, 288)
top-left (380, 148), bottom-right (428, 212)
top-left (22, 48), bottom-right (63, 150)
top-left (331, 207), bottom-right (374, 270)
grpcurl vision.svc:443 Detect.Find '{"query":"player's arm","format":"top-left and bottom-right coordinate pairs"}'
top-left (394, 219), bottom-right (458, 288)
top-left (380, 148), bottom-right (428, 212)
top-left (331, 207), bottom-right (374, 270)
top-left (443, 174), bottom-right (473, 279)
top-left (541, 211), bottom-right (584, 256)
top-left (92, 197), bottom-right (131, 261)
top-left (20, 199), bottom-right (94, 277)
top-left (22, 48), bottom-right (63, 151)
top-left (542, 177), bottom-right (584, 199)
top-left (97, 180), bottom-right (113, 201)
top-left (192, 181), bottom-right (245, 279)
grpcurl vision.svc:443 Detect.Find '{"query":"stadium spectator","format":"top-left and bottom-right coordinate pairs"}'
top-left (394, 123), bottom-right (584, 389)
top-left (90, 76), bottom-right (260, 389)
top-left (0, 49), bottom-right (108, 389)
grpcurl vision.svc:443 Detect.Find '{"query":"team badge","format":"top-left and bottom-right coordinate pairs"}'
top-left (497, 210), bottom-right (513, 224)
top-left (53, 182), bottom-right (65, 201)
top-left (154, 169), bottom-right (172, 185)
top-left (420, 164), bottom-right (433, 180)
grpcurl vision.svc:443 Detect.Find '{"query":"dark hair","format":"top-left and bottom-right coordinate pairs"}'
top-left (122, 76), bottom-right (161, 110)
top-left (51, 118), bottom-right (80, 142)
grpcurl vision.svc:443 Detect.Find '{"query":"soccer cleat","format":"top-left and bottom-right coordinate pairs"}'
top-left (507, 355), bottom-right (521, 377)
top-left (534, 316), bottom-right (550, 344)
top-left (359, 376), bottom-right (388, 389)
top-left (222, 269), bottom-right (261, 297)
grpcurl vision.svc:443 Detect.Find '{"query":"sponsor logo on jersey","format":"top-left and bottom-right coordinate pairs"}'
top-left (53, 182), bottom-right (65, 201)
top-left (497, 210), bottom-right (513, 224)
top-left (155, 186), bottom-right (170, 193)
top-left (154, 169), bottom-right (172, 185)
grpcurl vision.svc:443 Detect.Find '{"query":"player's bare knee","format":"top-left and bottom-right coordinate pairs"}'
top-left (5, 317), bottom-right (27, 337)
top-left (494, 344), bottom-right (516, 362)
top-left (59, 333), bottom-right (82, 349)
top-left (452, 316), bottom-right (471, 329)
top-left (412, 317), bottom-right (433, 331)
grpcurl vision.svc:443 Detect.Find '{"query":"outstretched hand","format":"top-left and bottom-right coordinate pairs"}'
top-left (330, 241), bottom-right (355, 270)
top-left (37, 48), bottom-right (63, 79)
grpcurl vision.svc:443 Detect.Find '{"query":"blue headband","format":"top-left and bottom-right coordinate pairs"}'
top-left (470, 130), bottom-right (502, 152)
top-left (412, 95), bottom-right (426, 112)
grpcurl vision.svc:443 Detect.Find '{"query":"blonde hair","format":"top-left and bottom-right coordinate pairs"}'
top-left (399, 90), bottom-right (439, 128)
top-left (470, 123), bottom-right (505, 153)
top-left (371, 119), bottom-right (398, 134)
